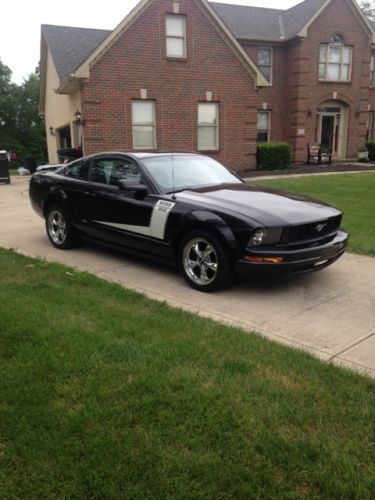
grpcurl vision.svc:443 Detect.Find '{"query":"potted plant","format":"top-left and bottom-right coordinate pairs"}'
top-left (357, 149), bottom-right (368, 162)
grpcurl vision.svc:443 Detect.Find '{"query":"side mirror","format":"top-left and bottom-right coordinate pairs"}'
top-left (118, 179), bottom-right (148, 195)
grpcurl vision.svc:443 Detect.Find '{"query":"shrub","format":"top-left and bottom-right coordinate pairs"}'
top-left (366, 142), bottom-right (375, 161)
top-left (256, 142), bottom-right (292, 171)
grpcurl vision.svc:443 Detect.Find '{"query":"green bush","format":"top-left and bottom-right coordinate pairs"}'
top-left (366, 142), bottom-right (375, 161)
top-left (256, 142), bottom-right (292, 171)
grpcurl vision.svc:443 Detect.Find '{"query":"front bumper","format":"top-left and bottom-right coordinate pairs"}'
top-left (235, 230), bottom-right (349, 278)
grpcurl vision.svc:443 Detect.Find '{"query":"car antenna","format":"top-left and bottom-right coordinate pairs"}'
top-left (171, 152), bottom-right (176, 200)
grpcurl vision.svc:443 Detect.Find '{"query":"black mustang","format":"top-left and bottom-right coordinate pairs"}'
top-left (29, 152), bottom-right (348, 291)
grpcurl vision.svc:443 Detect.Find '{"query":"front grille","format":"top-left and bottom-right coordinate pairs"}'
top-left (286, 214), bottom-right (342, 243)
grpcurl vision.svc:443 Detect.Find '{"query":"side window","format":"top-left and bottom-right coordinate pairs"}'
top-left (110, 159), bottom-right (141, 186)
top-left (166, 15), bottom-right (186, 58)
top-left (257, 111), bottom-right (271, 142)
top-left (257, 48), bottom-right (272, 82)
top-left (64, 160), bottom-right (89, 181)
top-left (90, 159), bottom-right (114, 185)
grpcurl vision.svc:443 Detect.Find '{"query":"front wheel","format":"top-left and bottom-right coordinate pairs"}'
top-left (179, 231), bottom-right (233, 292)
top-left (45, 204), bottom-right (78, 249)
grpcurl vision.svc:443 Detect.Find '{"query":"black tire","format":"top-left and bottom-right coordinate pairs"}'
top-left (178, 230), bottom-right (234, 292)
top-left (45, 204), bottom-right (79, 249)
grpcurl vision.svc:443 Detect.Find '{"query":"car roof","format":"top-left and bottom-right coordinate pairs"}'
top-left (125, 152), bottom-right (200, 160)
top-left (79, 152), bottom-right (199, 160)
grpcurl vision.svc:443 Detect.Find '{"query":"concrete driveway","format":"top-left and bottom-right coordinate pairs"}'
top-left (1, 177), bottom-right (374, 378)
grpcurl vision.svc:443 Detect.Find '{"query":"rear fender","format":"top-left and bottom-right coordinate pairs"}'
top-left (42, 188), bottom-right (69, 217)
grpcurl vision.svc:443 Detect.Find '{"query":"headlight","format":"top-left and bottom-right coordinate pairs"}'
top-left (247, 227), bottom-right (282, 248)
top-left (248, 228), bottom-right (266, 247)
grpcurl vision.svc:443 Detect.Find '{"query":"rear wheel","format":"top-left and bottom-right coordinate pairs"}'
top-left (45, 204), bottom-right (78, 249)
top-left (179, 231), bottom-right (233, 292)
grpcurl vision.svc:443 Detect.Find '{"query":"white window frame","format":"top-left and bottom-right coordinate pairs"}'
top-left (319, 37), bottom-right (352, 82)
top-left (132, 100), bottom-right (156, 150)
top-left (197, 102), bottom-right (219, 151)
top-left (366, 110), bottom-right (374, 142)
top-left (257, 111), bottom-right (271, 142)
top-left (370, 55), bottom-right (375, 87)
top-left (165, 14), bottom-right (187, 59)
top-left (257, 47), bottom-right (273, 83)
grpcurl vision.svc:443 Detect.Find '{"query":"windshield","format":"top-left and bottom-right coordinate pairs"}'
top-left (141, 155), bottom-right (242, 192)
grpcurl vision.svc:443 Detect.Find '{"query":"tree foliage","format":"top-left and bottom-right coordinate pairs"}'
top-left (359, 1), bottom-right (375, 21)
top-left (0, 59), bottom-right (46, 164)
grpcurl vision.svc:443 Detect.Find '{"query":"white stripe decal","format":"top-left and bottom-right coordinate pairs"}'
top-left (93, 200), bottom-right (176, 240)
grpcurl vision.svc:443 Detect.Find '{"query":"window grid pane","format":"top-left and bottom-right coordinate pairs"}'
top-left (259, 65), bottom-right (271, 80)
top-left (166, 38), bottom-right (185, 58)
top-left (166, 16), bottom-right (184, 37)
top-left (258, 49), bottom-right (271, 65)
top-left (257, 112), bottom-right (270, 143)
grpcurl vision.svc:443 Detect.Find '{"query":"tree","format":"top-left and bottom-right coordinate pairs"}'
top-left (359, 1), bottom-right (375, 21)
top-left (0, 59), bottom-right (46, 164)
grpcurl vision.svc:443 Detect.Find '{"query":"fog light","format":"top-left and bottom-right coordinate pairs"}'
top-left (244, 256), bottom-right (284, 264)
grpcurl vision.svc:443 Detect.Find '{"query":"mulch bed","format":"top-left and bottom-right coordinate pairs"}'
top-left (243, 163), bottom-right (375, 178)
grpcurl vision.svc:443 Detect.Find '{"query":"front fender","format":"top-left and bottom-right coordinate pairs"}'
top-left (173, 210), bottom-right (238, 257)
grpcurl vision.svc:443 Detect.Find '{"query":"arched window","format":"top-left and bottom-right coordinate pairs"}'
top-left (319, 35), bottom-right (352, 81)
top-left (329, 34), bottom-right (344, 45)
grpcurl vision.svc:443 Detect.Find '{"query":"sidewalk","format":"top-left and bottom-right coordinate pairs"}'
top-left (1, 177), bottom-right (374, 378)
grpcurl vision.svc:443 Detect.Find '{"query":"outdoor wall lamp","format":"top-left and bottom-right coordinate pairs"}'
top-left (74, 110), bottom-right (82, 122)
top-left (49, 126), bottom-right (55, 136)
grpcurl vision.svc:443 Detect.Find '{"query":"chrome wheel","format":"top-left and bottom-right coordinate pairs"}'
top-left (47, 209), bottom-right (67, 245)
top-left (182, 237), bottom-right (219, 286)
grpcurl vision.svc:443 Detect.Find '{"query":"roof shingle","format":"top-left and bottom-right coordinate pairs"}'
top-left (210, 0), bottom-right (327, 41)
top-left (41, 24), bottom-right (110, 84)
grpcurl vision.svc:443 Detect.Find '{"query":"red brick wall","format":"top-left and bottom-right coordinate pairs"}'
top-left (82, 0), bottom-right (259, 171)
top-left (81, 0), bottom-right (375, 169)
top-left (240, 42), bottom-right (290, 143)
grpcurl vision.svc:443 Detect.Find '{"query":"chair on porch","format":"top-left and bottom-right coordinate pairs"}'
top-left (307, 143), bottom-right (332, 165)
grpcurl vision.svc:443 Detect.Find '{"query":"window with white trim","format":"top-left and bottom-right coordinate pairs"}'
top-left (319, 35), bottom-right (352, 82)
top-left (257, 48), bottom-right (272, 82)
top-left (257, 111), bottom-right (271, 142)
top-left (132, 101), bottom-right (156, 150)
top-left (366, 111), bottom-right (374, 142)
top-left (166, 15), bottom-right (186, 58)
top-left (370, 55), bottom-right (375, 86)
top-left (198, 103), bottom-right (219, 151)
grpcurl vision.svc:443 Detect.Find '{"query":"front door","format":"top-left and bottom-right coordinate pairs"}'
top-left (317, 103), bottom-right (348, 158)
top-left (320, 115), bottom-right (335, 153)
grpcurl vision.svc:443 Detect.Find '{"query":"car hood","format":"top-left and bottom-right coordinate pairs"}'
top-left (176, 183), bottom-right (341, 226)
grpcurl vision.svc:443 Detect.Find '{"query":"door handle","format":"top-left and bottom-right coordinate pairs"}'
top-left (84, 191), bottom-right (96, 197)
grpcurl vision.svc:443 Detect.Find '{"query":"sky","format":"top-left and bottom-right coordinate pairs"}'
top-left (1, 0), bottom-right (303, 84)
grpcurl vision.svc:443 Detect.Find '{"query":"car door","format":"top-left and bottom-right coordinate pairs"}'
top-left (80, 156), bottom-right (159, 251)
top-left (59, 158), bottom-right (91, 223)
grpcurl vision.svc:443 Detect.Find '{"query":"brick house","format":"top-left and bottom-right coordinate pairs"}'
top-left (39, 0), bottom-right (375, 171)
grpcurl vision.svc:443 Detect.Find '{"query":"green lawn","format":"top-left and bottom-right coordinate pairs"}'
top-left (0, 248), bottom-right (374, 499)
top-left (252, 172), bottom-right (375, 256)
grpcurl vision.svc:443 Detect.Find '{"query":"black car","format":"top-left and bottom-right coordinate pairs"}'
top-left (29, 152), bottom-right (348, 292)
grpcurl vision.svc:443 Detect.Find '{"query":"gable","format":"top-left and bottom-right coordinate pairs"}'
top-left (302, 0), bottom-right (375, 41)
top-left (72, 0), bottom-right (269, 89)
